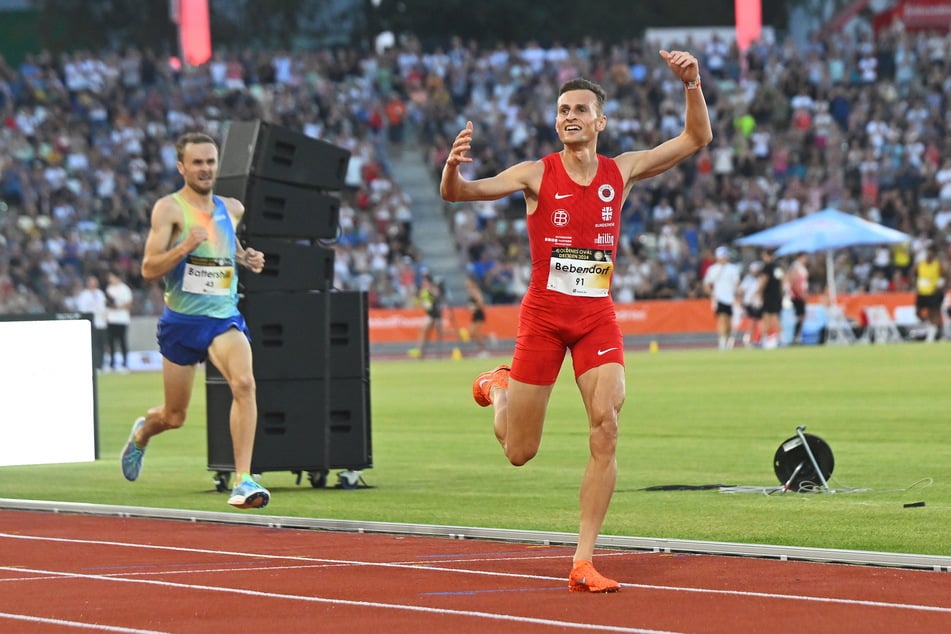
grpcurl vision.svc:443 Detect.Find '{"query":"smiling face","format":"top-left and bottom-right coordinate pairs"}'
top-left (177, 141), bottom-right (218, 196)
top-left (556, 89), bottom-right (606, 146)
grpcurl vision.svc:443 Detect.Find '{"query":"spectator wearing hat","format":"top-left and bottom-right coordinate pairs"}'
top-left (703, 246), bottom-right (741, 350)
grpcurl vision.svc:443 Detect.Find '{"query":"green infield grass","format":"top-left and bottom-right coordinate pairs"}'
top-left (1, 343), bottom-right (949, 556)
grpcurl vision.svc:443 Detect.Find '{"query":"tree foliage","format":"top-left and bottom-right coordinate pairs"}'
top-left (28, 0), bottom-right (806, 55)
top-left (373, 0), bottom-right (791, 47)
top-left (36, 0), bottom-right (177, 54)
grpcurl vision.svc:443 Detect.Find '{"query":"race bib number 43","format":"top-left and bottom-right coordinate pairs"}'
top-left (546, 247), bottom-right (613, 297)
top-left (182, 256), bottom-right (234, 295)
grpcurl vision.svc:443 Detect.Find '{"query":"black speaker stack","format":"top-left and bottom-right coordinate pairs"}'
top-left (206, 120), bottom-right (372, 489)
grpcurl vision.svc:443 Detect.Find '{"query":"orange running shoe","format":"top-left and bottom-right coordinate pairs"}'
top-left (471, 365), bottom-right (511, 407)
top-left (568, 560), bottom-right (620, 593)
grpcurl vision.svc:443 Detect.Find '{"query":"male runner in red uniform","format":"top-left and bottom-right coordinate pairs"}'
top-left (440, 50), bottom-right (712, 592)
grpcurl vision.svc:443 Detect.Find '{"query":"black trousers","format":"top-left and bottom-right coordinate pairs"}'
top-left (92, 327), bottom-right (107, 370)
top-left (106, 323), bottom-right (129, 368)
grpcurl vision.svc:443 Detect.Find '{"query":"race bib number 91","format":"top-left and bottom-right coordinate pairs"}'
top-left (546, 247), bottom-right (613, 297)
top-left (182, 256), bottom-right (234, 295)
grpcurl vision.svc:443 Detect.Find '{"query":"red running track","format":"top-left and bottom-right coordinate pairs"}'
top-left (1, 509), bottom-right (950, 633)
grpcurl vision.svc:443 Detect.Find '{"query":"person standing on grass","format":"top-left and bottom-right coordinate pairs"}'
top-left (465, 273), bottom-right (490, 357)
top-left (739, 261), bottom-right (764, 346)
top-left (75, 275), bottom-right (108, 371)
top-left (412, 272), bottom-right (446, 358)
top-left (786, 252), bottom-right (810, 345)
top-left (703, 246), bottom-right (741, 350)
top-left (757, 249), bottom-right (784, 349)
top-left (913, 244), bottom-right (945, 342)
top-left (120, 131), bottom-right (270, 510)
top-left (104, 270), bottom-right (134, 372)
top-left (441, 51), bottom-right (712, 592)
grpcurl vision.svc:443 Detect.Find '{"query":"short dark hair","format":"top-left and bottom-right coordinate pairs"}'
top-left (558, 78), bottom-right (606, 115)
top-left (175, 132), bottom-right (217, 162)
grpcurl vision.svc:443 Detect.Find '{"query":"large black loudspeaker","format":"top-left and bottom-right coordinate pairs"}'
top-left (218, 120), bottom-right (349, 190)
top-left (205, 291), bottom-right (368, 381)
top-left (215, 176), bottom-right (340, 240)
top-left (244, 291), bottom-right (368, 380)
top-left (208, 120), bottom-right (371, 482)
top-left (238, 238), bottom-right (334, 293)
top-left (207, 377), bottom-right (371, 473)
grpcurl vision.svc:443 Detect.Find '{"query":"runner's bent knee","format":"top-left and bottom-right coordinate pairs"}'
top-left (228, 372), bottom-right (255, 400)
top-left (164, 409), bottom-right (187, 429)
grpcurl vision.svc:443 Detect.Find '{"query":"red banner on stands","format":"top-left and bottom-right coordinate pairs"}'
top-left (734, 0), bottom-right (762, 50)
top-left (178, 0), bottom-right (212, 66)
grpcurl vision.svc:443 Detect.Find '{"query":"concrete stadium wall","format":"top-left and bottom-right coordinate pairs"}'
top-left (130, 316), bottom-right (159, 351)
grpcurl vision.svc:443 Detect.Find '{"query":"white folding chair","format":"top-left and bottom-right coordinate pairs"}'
top-left (824, 304), bottom-right (856, 345)
top-left (894, 304), bottom-right (925, 340)
top-left (862, 305), bottom-right (904, 344)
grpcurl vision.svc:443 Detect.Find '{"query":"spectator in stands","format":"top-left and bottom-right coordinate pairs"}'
top-left (3, 25), bottom-right (951, 323)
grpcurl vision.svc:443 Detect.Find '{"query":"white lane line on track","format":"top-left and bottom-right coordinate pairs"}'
top-left (2, 532), bottom-right (950, 615)
top-left (0, 532), bottom-right (561, 583)
top-left (0, 565), bottom-right (674, 634)
top-left (1, 553), bottom-right (612, 583)
top-left (0, 612), bottom-right (167, 633)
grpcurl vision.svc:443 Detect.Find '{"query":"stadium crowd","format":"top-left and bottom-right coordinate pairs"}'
top-left (2, 20), bottom-right (951, 317)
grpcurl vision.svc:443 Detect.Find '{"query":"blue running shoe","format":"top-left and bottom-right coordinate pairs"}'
top-left (121, 417), bottom-right (146, 481)
top-left (228, 478), bottom-right (270, 509)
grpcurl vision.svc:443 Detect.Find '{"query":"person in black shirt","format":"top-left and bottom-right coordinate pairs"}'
top-left (758, 249), bottom-right (784, 349)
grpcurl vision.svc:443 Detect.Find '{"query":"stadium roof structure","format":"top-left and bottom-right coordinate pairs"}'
top-left (873, 0), bottom-right (951, 33)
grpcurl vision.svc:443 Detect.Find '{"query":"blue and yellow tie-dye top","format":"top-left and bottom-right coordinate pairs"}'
top-left (163, 193), bottom-right (239, 318)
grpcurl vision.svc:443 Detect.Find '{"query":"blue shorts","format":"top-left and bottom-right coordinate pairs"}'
top-left (157, 307), bottom-right (251, 366)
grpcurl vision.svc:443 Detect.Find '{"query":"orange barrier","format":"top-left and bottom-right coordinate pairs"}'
top-left (368, 292), bottom-right (919, 344)
top-left (836, 291), bottom-right (916, 321)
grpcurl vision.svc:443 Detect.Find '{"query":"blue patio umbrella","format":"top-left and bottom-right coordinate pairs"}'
top-left (734, 208), bottom-right (912, 304)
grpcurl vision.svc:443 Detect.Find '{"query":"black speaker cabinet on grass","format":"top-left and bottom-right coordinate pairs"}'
top-left (244, 291), bottom-right (368, 380)
top-left (208, 120), bottom-right (368, 492)
top-left (204, 291), bottom-right (371, 490)
top-left (206, 377), bottom-right (372, 476)
top-left (204, 291), bottom-right (369, 382)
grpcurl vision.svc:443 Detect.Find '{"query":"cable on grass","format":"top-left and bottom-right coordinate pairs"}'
top-left (718, 476), bottom-right (934, 496)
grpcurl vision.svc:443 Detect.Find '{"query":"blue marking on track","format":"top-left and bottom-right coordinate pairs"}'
top-left (415, 548), bottom-right (573, 559)
top-left (421, 586), bottom-right (565, 596)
